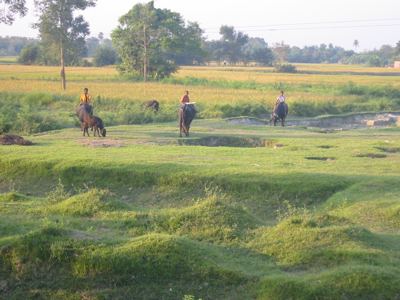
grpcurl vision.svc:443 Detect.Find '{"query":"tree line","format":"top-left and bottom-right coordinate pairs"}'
top-left (2, 0), bottom-right (400, 88)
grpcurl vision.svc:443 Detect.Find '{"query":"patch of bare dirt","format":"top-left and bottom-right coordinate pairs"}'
top-left (226, 112), bottom-right (400, 129)
top-left (78, 139), bottom-right (124, 148)
top-left (225, 117), bottom-right (267, 125)
top-left (0, 134), bottom-right (33, 146)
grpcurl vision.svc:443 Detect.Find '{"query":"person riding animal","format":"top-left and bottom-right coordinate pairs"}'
top-left (272, 90), bottom-right (289, 126)
top-left (275, 90), bottom-right (286, 109)
top-left (179, 90), bottom-right (196, 137)
top-left (80, 88), bottom-right (93, 116)
top-left (181, 90), bottom-right (190, 106)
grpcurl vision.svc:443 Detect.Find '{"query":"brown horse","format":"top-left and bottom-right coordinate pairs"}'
top-left (179, 104), bottom-right (196, 137)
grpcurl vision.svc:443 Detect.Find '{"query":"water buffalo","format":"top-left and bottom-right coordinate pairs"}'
top-left (91, 116), bottom-right (107, 137)
top-left (76, 104), bottom-right (106, 137)
top-left (179, 104), bottom-right (196, 137)
top-left (143, 100), bottom-right (159, 112)
top-left (271, 102), bottom-right (289, 127)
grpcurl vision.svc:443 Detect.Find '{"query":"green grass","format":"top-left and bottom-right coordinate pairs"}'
top-left (1, 120), bottom-right (400, 299)
top-left (0, 56), bottom-right (17, 64)
top-left (2, 64), bottom-right (400, 135)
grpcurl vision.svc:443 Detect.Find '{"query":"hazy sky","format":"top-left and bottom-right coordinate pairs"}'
top-left (1, 0), bottom-right (399, 50)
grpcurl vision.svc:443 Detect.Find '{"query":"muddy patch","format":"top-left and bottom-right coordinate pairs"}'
top-left (225, 117), bottom-right (267, 126)
top-left (375, 147), bottom-right (400, 153)
top-left (305, 156), bottom-right (336, 161)
top-left (78, 139), bottom-right (124, 148)
top-left (317, 145), bottom-right (335, 149)
top-left (179, 136), bottom-right (266, 148)
top-left (0, 134), bottom-right (33, 146)
top-left (226, 112), bottom-right (400, 129)
top-left (354, 153), bottom-right (387, 159)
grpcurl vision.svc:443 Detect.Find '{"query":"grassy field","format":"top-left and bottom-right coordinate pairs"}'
top-left (0, 56), bottom-right (17, 65)
top-left (1, 63), bottom-right (400, 299)
top-left (1, 120), bottom-right (400, 299)
top-left (1, 64), bottom-right (400, 105)
top-left (1, 63), bottom-right (400, 135)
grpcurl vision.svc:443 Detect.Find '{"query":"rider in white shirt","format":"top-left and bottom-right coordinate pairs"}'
top-left (276, 90), bottom-right (286, 104)
top-left (274, 90), bottom-right (286, 114)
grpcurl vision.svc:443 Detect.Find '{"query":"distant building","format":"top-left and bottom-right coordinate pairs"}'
top-left (394, 61), bottom-right (400, 68)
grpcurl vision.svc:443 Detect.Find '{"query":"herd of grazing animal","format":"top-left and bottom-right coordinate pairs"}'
top-left (76, 98), bottom-right (288, 138)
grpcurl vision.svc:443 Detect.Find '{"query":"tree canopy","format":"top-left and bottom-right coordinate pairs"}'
top-left (0, 0), bottom-right (27, 24)
top-left (34, 0), bottom-right (96, 89)
top-left (112, 1), bottom-right (204, 80)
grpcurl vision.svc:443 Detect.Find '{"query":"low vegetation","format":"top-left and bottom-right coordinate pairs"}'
top-left (1, 64), bottom-right (400, 134)
top-left (0, 120), bottom-right (400, 299)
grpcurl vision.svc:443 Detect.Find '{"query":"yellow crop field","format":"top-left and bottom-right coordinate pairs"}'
top-left (0, 78), bottom-right (348, 105)
top-left (1, 64), bottom-right (399, 87)
top-left (177, 66), bottom-right (400, 87)
top-left (0, 63), bottom-right (397, 106)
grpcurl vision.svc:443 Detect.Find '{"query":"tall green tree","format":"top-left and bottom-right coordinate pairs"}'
top-left (353, 39), bottom-right (359, 50)
top-left (242, 37), bottom-right (274, 66)
top-left (112, 1), bottom-right (204, 81)
top-left (396, 41), bottom-right (400, 57)
top-left (219, 25), bottom-right (249, 64)
top-left (273, 41), bottom-right (290, 63)
top-left (18, 44), bottom-right (40, 65)
top-left (94, 45), bottom-right (118, 66)
top-left (0, 0), bottom-right (27, 24)
top-left (34, 0), bottom-right (96, 90)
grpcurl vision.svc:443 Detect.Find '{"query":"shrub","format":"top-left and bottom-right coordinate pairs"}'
top-left (18, 45), bottom-right (40, 65)
top-left (94, 46), bottom-right (118, 66)
top-left (274, 63), bottom-right (297, 73)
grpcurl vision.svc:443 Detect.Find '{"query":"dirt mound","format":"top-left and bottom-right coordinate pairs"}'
top-left (0, 134), bottom-right (33, 146)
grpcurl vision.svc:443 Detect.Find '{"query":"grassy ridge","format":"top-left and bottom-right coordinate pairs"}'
top-left (1, 121), bottom-right (400, 298)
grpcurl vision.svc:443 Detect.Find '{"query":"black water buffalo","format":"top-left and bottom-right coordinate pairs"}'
top-left (90, 116), bottom-right (107, 137)
top-left (271, 102), bottom-right (289, 127)
top-left (143, 100), bottom-right (160, 112)
top-left (179, 104), bottom-right (196, 137)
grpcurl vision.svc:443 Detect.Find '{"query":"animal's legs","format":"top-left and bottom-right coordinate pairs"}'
top-left (84, 126), bottom-right (90, 137)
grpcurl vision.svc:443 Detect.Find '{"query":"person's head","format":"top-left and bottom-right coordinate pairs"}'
top-left (185, 90), bottom-right (189, 95)
top-left (84, 88), bottom-right (89, 94)
top-left (280, 90), bottom-right (284, 95)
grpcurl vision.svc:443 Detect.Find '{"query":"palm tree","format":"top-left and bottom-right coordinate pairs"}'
top-left (353, 40), bottom-right (359, 51)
